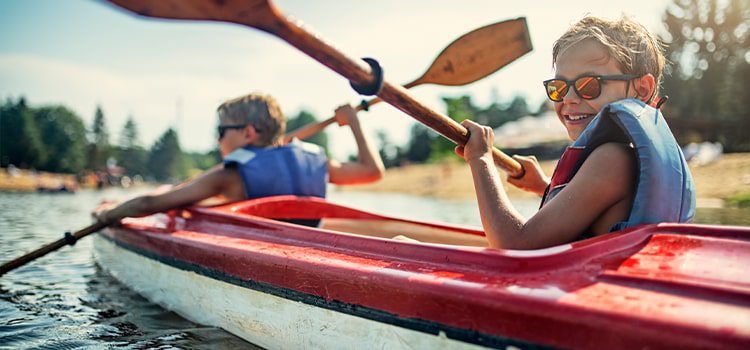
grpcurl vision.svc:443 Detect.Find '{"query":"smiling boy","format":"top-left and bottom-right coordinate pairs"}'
top-left (457, 16), bottom-right (695, 249)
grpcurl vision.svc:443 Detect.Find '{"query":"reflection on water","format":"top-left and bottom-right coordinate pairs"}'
top-left (0, 188), bottom-right (748, 348)
top-left (0, 188), bottom-right (252, 349)
top-left (693, 207), bottom-right (750, 226)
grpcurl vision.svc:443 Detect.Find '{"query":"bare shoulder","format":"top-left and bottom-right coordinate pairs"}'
top-left (574, 142), bottom-right (636, 197)
top-left (172, 165), bottom-right (240, 194)
top-left (584, 143), bottom-right (636, 174)
top-left (199, 166), bottom-right (242, 188)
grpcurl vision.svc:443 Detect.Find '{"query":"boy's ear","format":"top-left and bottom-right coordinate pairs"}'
top-left (244, 125), bottom-right (258, 143)
top-left (634, 74), bottom-right (656, 103)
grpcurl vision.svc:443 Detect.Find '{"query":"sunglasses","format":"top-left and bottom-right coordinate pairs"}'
top-left (543, 74), bottom-right (638, 102)
top-left (217, 124), bottom-right (246, 139)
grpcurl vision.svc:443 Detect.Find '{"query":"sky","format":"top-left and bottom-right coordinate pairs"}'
top-left (0, 0), bottom-right (673, 159)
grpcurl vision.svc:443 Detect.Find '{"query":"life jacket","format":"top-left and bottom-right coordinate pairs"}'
top-left (223, 139), bottom-right (328, 200)
top-left (540, 98), bottom-right (696, 233)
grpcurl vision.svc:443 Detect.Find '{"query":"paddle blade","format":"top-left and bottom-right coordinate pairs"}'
top-left (107, 0), bottom-right (272, 24)
top-left (417, 17), bottom-right (532, 86)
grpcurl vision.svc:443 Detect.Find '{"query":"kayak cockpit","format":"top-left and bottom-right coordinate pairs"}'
top-left (217, 195), bottom-right (489, 247)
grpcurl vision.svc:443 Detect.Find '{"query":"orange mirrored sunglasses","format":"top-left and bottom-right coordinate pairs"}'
top-left (543, 74), bottom-right (637, 102)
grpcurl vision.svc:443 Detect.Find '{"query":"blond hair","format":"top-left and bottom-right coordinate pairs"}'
top-left (217, 93), bottom-right (285, 147)
top-left (552, 16), bottom-right (667, 98)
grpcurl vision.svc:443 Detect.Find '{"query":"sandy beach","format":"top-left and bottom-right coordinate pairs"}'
top-left (338, 153), bottom-right (750, 207)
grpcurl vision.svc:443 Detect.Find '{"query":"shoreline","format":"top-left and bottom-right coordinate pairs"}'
top-left (337, 153), bottom-right (750, 208)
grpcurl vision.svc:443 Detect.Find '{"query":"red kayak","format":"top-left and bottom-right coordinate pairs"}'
top-left (93, 195), bottom-right (750, 349)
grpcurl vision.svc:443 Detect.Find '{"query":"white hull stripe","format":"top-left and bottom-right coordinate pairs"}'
top-left (97, 234), bottom-right (552, 349)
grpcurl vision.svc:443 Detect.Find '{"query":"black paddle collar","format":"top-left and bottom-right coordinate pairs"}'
top-left (350, 57), bottom-right (383, 96)
top-left (64, 231), bottom-right (77, 246)
top-left (359, 99), bottom-right (370, 111)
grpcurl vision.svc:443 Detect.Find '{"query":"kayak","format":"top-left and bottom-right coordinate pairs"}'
top-left (93, 195), bottom-right (750, 349)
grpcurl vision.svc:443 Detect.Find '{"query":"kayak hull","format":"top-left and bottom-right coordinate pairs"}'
top-left (93, 196), bottom-right (750, 349)
top-left (94, 236), bottom-right (495, 349)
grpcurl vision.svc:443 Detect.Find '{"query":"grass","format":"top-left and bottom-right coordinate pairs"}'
top-left (726, 193), bottom-right (750, 208)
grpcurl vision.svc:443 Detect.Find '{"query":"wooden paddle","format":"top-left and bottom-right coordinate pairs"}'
top-left (0, 221), bottom-right (109, 276)
top-left (107, 0), bottom-right (526, 178)
top-left (283, 18), bottom-right (532, 144)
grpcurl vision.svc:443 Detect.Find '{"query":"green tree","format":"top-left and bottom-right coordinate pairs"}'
top-left (286, 110), bottom-right (329, 152)
top-left (117, 116), bottom-right (148, 176)
top-left (405, 124), bottom-right (433, 163)
top-left (401, 94), bottom-right (534, 164)
top-left (87, 105), bottom-right (111, 170)
top-left (147, 128), bottom-right (187, 182)
top-left (430, 96), bottom-right (480, 160)
top-left (184, 149), bottom-right (221, 177)
top-left (661, 0), bottom-right (749, 150)
top-left (375, 129), bottom-right (402, 168)
top-left (0, 98), bottom-right (47, 168)
top-left (33, 105), bottom-right (87, 173)
top-left (533, 99), bottom-right (553, 116)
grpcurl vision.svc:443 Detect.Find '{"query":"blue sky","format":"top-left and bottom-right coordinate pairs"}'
top-left (0, 0), bottom-right (671, 158)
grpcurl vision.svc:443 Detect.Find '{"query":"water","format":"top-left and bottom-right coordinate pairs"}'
top-left (1, 188), bottom-right (748, 349)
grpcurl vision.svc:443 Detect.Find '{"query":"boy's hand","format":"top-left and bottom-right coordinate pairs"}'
top-left (506, 155), bottom-right (550, 196)
top-left (334, 104), bottom-right (360, 127)
top-left (455, 120), bottom-right (494, 162)
top-left (92, 201), bottom-right (120, 225)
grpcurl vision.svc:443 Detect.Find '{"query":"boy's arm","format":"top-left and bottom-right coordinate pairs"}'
top-left (95, 167), bottom-right (241, 223)
top-left (328, 105), bottom-right (385, 185)
top-left (461, 120), bottom-right (634, 249)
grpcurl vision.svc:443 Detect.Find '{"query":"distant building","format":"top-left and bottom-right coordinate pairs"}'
top-left (493, 112), bottom-right (569, 160)
top-left (493, 111), bottom-right (569, 149)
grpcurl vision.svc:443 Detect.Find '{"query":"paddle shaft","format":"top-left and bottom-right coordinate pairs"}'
top-left (282, 94), bottom-right (385, 144)
top-left (0, 221), bottom-right (109, 276)
top-left (256, 4), bottom-right (523, 176)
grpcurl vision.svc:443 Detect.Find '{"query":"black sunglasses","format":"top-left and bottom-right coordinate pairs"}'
top-left (217, 124), bottom-right (246, 139)
top-left (543, 74), bottom-right (638, 102)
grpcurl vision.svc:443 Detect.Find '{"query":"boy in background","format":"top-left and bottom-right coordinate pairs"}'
top-left (96, 92), bottom-right (384, 224)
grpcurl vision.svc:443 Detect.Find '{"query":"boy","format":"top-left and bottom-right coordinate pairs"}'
top-left (456, 16), bottom-right (695, 249)
top-left (95, 92), bottom-right (384, 224)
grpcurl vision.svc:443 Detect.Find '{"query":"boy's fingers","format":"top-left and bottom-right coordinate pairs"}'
top-left (512, 155), bottom-right (536, 165)
top-left (454, 146), bottom-right (465, 157)
top-left (506, 176), bottom-right (521, 185)
top-left (460, 119), bottom-right (481, 131)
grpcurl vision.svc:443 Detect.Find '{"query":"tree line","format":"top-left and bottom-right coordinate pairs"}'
top-left (660, 0), bottom-right (748, 152)
top-left (0, 97), bottom-right (333, 183)
top-left (0, 97), bottom-right (218, 182)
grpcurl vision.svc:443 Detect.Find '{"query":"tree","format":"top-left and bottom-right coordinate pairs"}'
top-left (533, 100), bottom-right (553, 116)
top-left (430, 96), bottom-right (480, 160)
top-left (400, 94), bottom-right (535, 164)
top-left (286, 110), bottom-right (329, 151)
top-left (87, 105), bottom-right (111, 170)
top-left (661, 0), bottom-right (749, 150)
top-left (33, 105), bottom-right (87, 173)
top-left (117, 116), bottom-right (147, 176)
top-left (376, 129), bottom-right (402, 168)
top-left (182, 149), bottom-right (221, 178)
top-left (147, 128), bottom-right (187, 182)
top-left (405, 124), bottom-right (433, 163)
top-left (0, 98), bottom-right (47, 168)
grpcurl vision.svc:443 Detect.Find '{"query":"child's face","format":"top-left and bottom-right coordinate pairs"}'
top-left (552, 40), bottom-right (632, 141)
top-left (217, 118), bottom-right (250, 158)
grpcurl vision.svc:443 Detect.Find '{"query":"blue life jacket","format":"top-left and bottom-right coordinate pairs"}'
top-left (223, 139), bottom-right (328, 199)
top-left (541, 98), bottom-right (696, 232)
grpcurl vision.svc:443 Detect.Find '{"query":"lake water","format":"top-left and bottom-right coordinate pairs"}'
top-left (1, 188), bottom-right (749, 349)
